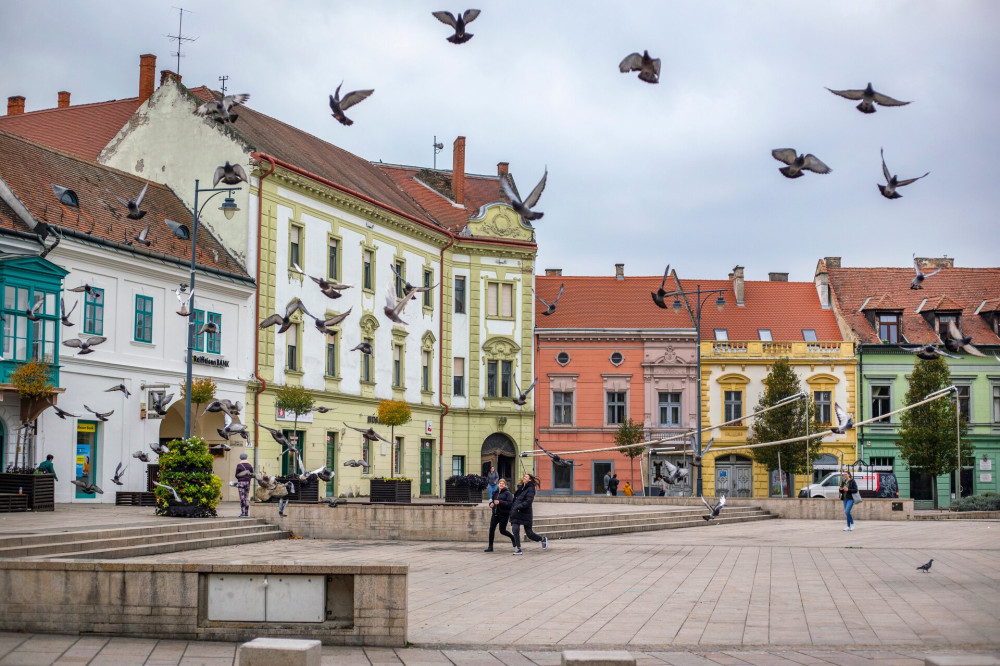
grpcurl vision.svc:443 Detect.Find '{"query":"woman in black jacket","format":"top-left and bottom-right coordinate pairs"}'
top-left (509, 473), bottom-right (547, 555)
top-left (839, 471), bottom-right (858, 531)
top-left (485, 478), bottom-right (516, 552)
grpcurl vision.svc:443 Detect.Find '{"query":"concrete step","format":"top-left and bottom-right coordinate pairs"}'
top-left (39, 528), bottom-right (292, 560)
top-left (0, 518), bottom-right (265, 549)
top-left (541, 512), bottom-right (776, 540)
top-left (533, 508), bottom-right (766, 530)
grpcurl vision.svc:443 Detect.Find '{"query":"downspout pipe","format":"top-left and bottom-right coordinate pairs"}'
top-left (438, 231), bottom-right (456, 497)
top-left (252, 155), bottom-right (276, 472)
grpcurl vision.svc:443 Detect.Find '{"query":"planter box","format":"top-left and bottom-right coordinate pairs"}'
top-left (0, 473), bottom-right (54, 511)
top-left (444, 480), bottom-right (480, 503)
top-left (370, 479), bottom-right (412, 504)
top-left (266, 475), bottom-right (319, 504)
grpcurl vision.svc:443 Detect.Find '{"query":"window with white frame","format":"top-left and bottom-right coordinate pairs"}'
top-left (871, 385), bottom-right (891, 420)
top-left (814, 390), bottom-right (832, 424)
top-left (658, 392), bottom-right (681, 427)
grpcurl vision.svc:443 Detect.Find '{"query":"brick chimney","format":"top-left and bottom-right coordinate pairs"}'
top-left (915, 256), bottom-right (954, 270)
top-left (615, 263), bottom-right (625, 280)
top-left (824, 256), bottom-right (841, 269)
top-left (731, 265), bottom-right (745, 306)
top-left (139, 54), bottom-right (156, 103)
top-left (544, 268), bottom-right (562, 276)
top-left (452, 136), bottom-right (466, 206)
top-left (768, 272), bottom-right (788, 282)
top-left (160, 70), bottom-right (182, 86)
top-left (7, 96), bottom-right (25, 115)
top-left (57, 91), bottom-right (70, 108)
top-left (497, 162), bottom-right (509, 176)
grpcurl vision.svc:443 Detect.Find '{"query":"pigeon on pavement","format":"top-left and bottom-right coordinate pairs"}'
top-left (916, 558), bottom-right (933, 572)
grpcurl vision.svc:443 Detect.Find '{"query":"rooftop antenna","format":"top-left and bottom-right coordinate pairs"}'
top-left (432, 136), bottom-right (444, 170)
top-left (218, 75), bottom-right (229, 96)
top-left (167, 7), bottom-right (197, 75)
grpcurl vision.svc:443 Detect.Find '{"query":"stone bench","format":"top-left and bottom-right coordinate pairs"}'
top-left (562, 650), bottom-right (635, 666)
top-left (239, 638), bottom-right (321, 666)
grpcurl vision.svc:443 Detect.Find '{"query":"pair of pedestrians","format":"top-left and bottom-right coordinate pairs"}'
top-left (486, 473), bottom-right (548, 555)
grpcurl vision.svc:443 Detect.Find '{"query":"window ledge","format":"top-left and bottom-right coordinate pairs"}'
top-left (130, 340), bottom-right (155, 348)
top-left (362, 287), bottom-right (375, 295)
top-left (285, 369), bottom-right (304, 378)
top-left (485, 315), bottom-right (516, 322)
top-left (360, 379), bottom-right (376, 386)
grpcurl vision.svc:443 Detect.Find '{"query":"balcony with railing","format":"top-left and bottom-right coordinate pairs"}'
top-left (702, 340), bottom-right (853, 359)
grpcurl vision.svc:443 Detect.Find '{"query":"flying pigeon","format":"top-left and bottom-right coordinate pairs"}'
top-left (500, 169), bottom-right (547, 225)
top-left (383, 282), bottom-right (412, 325)
top-left (149, 442), bottom-right (170, 456)
top-left (151, 392), bottom-right (174, 416)
top-left (512, 377), bottom-right (538, 406)
top-left (218, 412), bottom-right (249, 441)
top-left (203, 399), bottom-right (242, 417)
top-left (831, 403), bottom-right (854, 435)
top-left (315, 406), bottom-right (336, 413)
top-left (197, 321), bottom-right (219, 337)
top-left (109, 182), bottom-right (150, 220)
top-left (771, 149), bottom-right (832, 178)
top-left (329, 83), bottom-right (374, 126)
top-left (255, 420), bottom-right (292, 448)
top-left (879, 148), bottom-right (929, 200)
top-left (535, 284), bottom-right (564, 316)
top-left (826, 82), bottom-right (910, 114)
top-left (154, 481), bottom-right (183, 503)
top-left (351, 341), bottom-right (373, 355)
top-left (25, 298), bottom-right (44, 321)
top-left (903, 344), bottom-right (958, 361)
top-left (71, 479), bottom-right (104, 495)
top-left (308, 308), bottom-right (352, 334)
top-left (619, 50), bottom-right (661, 84)
top-left (60, 299), bottom-right (77, 326)
top-left (662, 459), bottom-right (689, 484)
top-left (84, 405), bottom-right (114, 422)
top-left (432, 9), bottom-right (481, 43)
top-left (916, 558), bottom-right (933, 573)
top-left (194, 93), bottom-right (250, 123)
top-left (105, 383), bottom-right (131, 398)
top-left (63, 336), bottom-right (107, 355)
top-left (910, 254), bottom-right (942, 289)
top-left (310, 274), bottom-right (353, 299)
top-left (344, 423), bottom-right (392, 444)
top-left (343, 459), bottom-right (371, 469)
top-left (132, 451), bottom-right (151, 463)
top-left (651, 265), bottom-right (673, 309)
top-left (176, 285), bottom-right (196, 316)
top-left (302, 465), bottom-right (334, 483)
top-left (213, 161), bottom-right (248, 187)
top-left (46, 399), bottom-right (80, 420)
top-left (533, 439), bottom-right (576, 467)
top-left (209, 441), bottom-right (232, 453)
top-left (111, 462), bottom-right (127, 486)
top-left (390, 265), bottom-right (436, 301)
top-left (133, 224), bottom-right (152, 247)
top-left (68, 284), bottom-right (102, 299)
top-left (945, 321), bottom-right (986, 357)
top-left (259, 299), bottom-right (310, 333)
top-left (701, 495), bottom-right (726, 521)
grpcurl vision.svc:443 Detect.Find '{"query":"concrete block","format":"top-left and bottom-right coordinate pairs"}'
top-left (925, 656), bottom-right (1000, 666)
top-left (562, 650), bottom-right (635, 666)
top-left (238, 637), bottom-right (321, 666)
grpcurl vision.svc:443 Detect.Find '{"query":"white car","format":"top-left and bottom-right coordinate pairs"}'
top-left (799, 472), bottom-right (844, 499)
top-left (799, 471), bottom-right (899, 499)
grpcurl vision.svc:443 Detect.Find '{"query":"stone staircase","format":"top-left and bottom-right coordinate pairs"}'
top-left (533, 506), bottom-right (774, 540)
top-left (0, 518), bottom-right (289, 560)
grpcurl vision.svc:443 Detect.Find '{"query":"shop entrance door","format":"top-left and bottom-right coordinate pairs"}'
top-left (419, 439), bottom-right (433, 495)
top-left (75, 421), bottom-right (98, 499)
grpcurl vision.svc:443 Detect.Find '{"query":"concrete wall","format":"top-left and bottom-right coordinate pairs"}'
top-left (0, 560), bottom-right (406, 647)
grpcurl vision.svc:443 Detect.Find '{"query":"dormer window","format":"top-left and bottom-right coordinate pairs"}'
top-left (877, 313), bottom-right (899, 343)
top-left (51, 184), bottom-right (78, 207)
top-left (937, 314), bottom-right (958, 341)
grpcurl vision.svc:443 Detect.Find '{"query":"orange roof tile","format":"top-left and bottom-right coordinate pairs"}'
top-left (376, 163), bottom-right (507, 233)
top-left (828, 266), bottom-right (1000, 345)
top-left (535, 274), bottom-right (694, 330)
top-left (0, 130), bottom-right (249, 280)
top-left (0, 98), bottom-right (141, 160)
top-left (861, 294), bottom-right (904, 311)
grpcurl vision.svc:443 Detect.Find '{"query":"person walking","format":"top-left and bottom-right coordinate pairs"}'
top-left (510, 473), bottom-right (547, 555)
top-left (603, 470), bottom-right (612, 496)
top-left (655, 475), bottom-right (667, 497)
top-left (609, 473), bottom-right (620, 496)
top-left (487, 465), bottom-right (500, 501)
top-left (839, 470), bottom-right (858, 531)
top-left (485, 478), bottom-right (516, 552)
top-left (235, 453), bottom-right (254, 518)
top-left (37, 454), bottom-right (58, 481)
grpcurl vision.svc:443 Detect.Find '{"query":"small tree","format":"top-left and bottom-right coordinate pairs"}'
top-left (748, 358), bottom-right (819, 496)
top-left (897, 357), bottom-right (971, 509)
top-left (155, 436), bottom-right (222, 517)
top-left (614, 417), bottom-right (645, 491)
top-left (377, 400), bottom-right (411, 477)
top-left (180, 377), bottom-right (217, 436)
top-left (275, 384), bottom-right (315, 471)
top-left (10, 361), bottom-right (56, 468)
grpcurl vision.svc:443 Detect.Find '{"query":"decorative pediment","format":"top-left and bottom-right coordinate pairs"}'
top-left (466, 202), bottom-right (534, 241)
top-left (421, 331), bottom-right (436, 351)
top-left (482, 336), bottom-right (520, 361)
top-left (859, 294), bottom-right (903, 312)
top-left (359, 313), bottom-right (380, 338)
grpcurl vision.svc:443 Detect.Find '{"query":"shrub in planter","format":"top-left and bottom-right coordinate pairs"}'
top-left (446, 474), bottom-right (488, 491)
top-left (155, 436), bottom-right (222, 517)
top-left (956, 492), bottom-right (1000, 512)
top-left (445, 474), bottom-right (487, 502)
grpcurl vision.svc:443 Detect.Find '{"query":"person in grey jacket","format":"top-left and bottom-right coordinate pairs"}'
top-left (487, 465), bottom-right (499, 501)
top-left (510, 473), bottom-right (547, 555)
top-left (485, 478), bottom-right (515, 552)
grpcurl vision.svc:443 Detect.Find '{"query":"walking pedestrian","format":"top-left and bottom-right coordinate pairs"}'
top-left (609, 473), bottom-right (620, 496)
top-left (603, 470), bottom-right (612, 496)
top-left (487, 465), bottom-right (500, 501)
top-left (839, 470), bottom-right (858, 531)
top-left (655, 475), bottom-right (667, 497)
top-left (235, 453), bottom-right (253, 518)
top-left (37, 454), bottom-right (58, 481)
top-left (485, 478), bottom-right (516, 552)
top-left (510, 473), bottom-right (547, 555)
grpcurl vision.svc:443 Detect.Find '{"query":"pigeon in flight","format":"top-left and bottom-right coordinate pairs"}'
top-left (213, 161), bottom-right (248, 187)
top-left (501, 169), bottom-right (547, 226)
top-left (619, 50), bottom-right (661, 84)
top-left (259, 299), bottom-right (310, 333)
top-left (203, 399), bottom-right (242, 418)
top-left (209, 441), bottom-right (233, 453)
top-left (310, 274), bottom-right (353, 299)
top-left (218, 412), bottom-right (249, 441)
top-left (109, 182), bottom-right (150, 220)
top-left (315, 405), bottom-right (336, 413)
top-left (150, 442), bottom-right (170, 456)
top-left (105, 383), bottom-right (131, 398)
top-left (68, 284), bottom-right (102, 299)
top-left (195, 93), bottom-right (250, 123)
top-left (916, 558), bottom-right (933, 573)
top-left (133, 224), bottom-right (152, 247)
top-left (879, 149), bottom-right (929, 200)
top-left (351, 341), bottom-right (373, 356)
top-left (383, 282), bottom-right (413, 325)
top-left (701, 495), bottom-right (726, 521)
top-left (25, 298), bottom-right (44, 322)
top-left (535, 283), bottom-right (563, 316)
top-left (63, 336), bottom-right (107, 355)
top-left (197, 321), bottom-right (219, 337)
top-left (512, 377), bottom-right (538, 407)
top-left (110, 462), bottom-right (127, 486)
top-left (390, 265), bottom-right (436, 301)
top-left (662, 459), bottom-right (689, 485)
top-left (176, 285), bottom-right (196, 317)
top-left (826, 82), bottom-right (910, 114)
top-left (342, 459), bottom-right (371, 469)
top-left (46, 399), bottom-right (80, 420)
top-left (903, 344), bottom-right (958, 361)
top-left (329, 83), bottom-right (374, 126)
top-left (154, 481), bottom-right (183, 503)
top-left (532, 439), bottom-right (575, 467)
top-left (61, 299), bottom-right (77, 326)
top-left (302, 465), bottom-right (335, 483)
top-left (771, 149), bottom-right (832, 178)
top-left (911, 255), bottom-right (941, 290)
top-left (830, 403), bottom-right (854, 434)
top-left (151, 392), bottom-right (174, 416)
top-left (651, 265), bottom-right (673, 309)
top-left (132, 450), bottom-right (151, 463)
top-left (344, 423), bottom-right (392, 444)
top-left (308, 308), bottom-right (352, 334)
top-left (432, 9), bottom-right (481, 44)
top-left (944, 321), bottom-right (986, 357)
top-left (255, 420), bottom-right (292, 448)
top-left (71, 479), bottom-right (104, 495)
top-left (84, 405), bottom-right (114, 422)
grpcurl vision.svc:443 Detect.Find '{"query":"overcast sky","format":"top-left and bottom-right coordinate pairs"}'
top-left (2, 1), bottom-right (997, 282)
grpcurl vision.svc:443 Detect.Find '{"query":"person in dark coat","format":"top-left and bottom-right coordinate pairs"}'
top-left (234, 453), bottom-right (254, 517)
top-left (609, 473), bottom-right (620, 496)
top-left (839, 470), bottom-right (859, 531)
top-left (485, 478), bottom-right (516, 552)
top-left (510, 473), bottom-right (547, 555)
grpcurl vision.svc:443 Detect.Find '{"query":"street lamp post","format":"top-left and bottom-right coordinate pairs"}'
top-left (176, 179), bottom-right (240, 439)
top-left (671, 284), bottom-right (727, 497)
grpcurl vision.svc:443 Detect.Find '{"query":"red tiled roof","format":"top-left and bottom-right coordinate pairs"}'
top-left (828, 266), bottom-right (1000, 345)
top-left (376, 164), bottom-right (507, 233)
top-left (0, 130), bottom-right (249, 279)
top-left (0, 98), bottom-right (141, 160)
top-left (676, 279), bottom-right (842, 341)
top-left (861, 294), bottom-right (904, 311)
top-left (535, 274), bottom-right (695, 330)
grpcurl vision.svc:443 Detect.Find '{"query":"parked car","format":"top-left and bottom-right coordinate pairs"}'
top-left (798, 471), bottom-right (899, 499)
